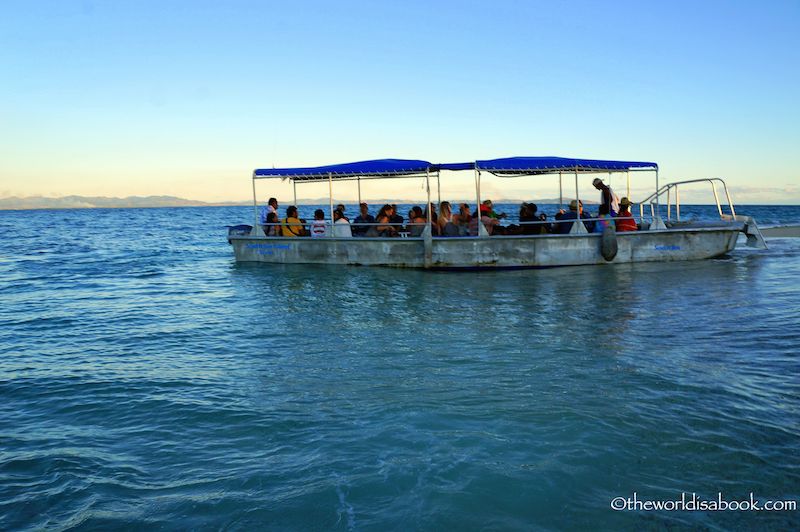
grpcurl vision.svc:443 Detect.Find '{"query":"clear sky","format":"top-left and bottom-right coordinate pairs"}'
top-left (1, 0), bottom-right (798, 204)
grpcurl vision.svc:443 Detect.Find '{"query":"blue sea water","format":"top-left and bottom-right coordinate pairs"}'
top-left (1, 204), bottom-right (799, 530)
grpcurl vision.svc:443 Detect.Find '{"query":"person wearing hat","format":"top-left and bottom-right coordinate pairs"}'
top-left (615, 197), bottom-right (638, 232)
top-left (555, 199), bottom-right (594, 233)
top-left (352, 202), bottom-right (374, 236)
top-left (592, 178), bottom-right (620, 216)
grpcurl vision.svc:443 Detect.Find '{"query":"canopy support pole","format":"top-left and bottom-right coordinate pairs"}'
top-left (626, 171), bottom-right (630, 199)
top-left (328, 172), bottom-right (334, 236)
top-left (571, 166), bottom-right (586, 234)
top-left (436, 171), bottom-right (441, 207)
top-left (559, 172), bottom-right (563, 208)
top-left (651, 168), bottom-right (665, 230)
top-left (474, 166), bottom-right (487, 237)
top-left (293, 181), bottom-right (297, 207)
top-left (424, 169), bottom-right (432, 268)
top-left (357, 177), bottom-right (362, 205)
top-left (667, 187), bottom-right (671, 221)
top-left (251, 174), bottom-right (264, 237)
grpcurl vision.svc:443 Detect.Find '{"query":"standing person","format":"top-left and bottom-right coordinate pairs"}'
top-left (352, 202), bottom-right (375, 236)
top-left (310, 209), bottom-right (329, 238)
top-left (332, 209), bottom-right (353, 237)
top-left (592, 178), bottom-right (620, 216)
top-left (615, 197), bottom-right (638, 232)
top-left (260, 197), bottom-right (279, 228)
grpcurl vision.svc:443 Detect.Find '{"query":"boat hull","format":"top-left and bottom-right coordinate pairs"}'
top-left (230, 225), bottom-right (742, 269)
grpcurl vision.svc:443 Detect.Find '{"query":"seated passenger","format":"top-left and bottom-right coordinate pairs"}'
top-left (423, 204), bottom-right (440, 236)
top-left (408, 206), bottom-right (427, 237)
top-left (615, 197), bottom-right (638, 232)
top-left (555, 200), bottom-right (594, 233)
top-left (281, 205), bottom-right (308, 237)
top-left (389, 204), bottom-right (405, 231)
top-left (519, 202), bottom-right (538, 235)
top-left (537, 213), bottom-right (551, 234)
top-left (437, 201), bottom-right (460, 236)
top-left (264, 212), bottom-right (281, 236)
top-left (437, 201), bottom-right (453, 235)
top-left (352, 202), bottom-right (375, 236)
top-left (368, 204), bottom-right (399, 237)
top-left (310, 209), bottom-right (328, 238)
top-left (593, 204), bottom-right (612, 233)
top-left (452, 203), bottom-right (472, 236)
top-left (469, 205), bottom-right (501, 236)
top-left (260, 197), bottom-right (279, 228)
top-left (482, 199), bottom-right (507, 220)
top-left (332, 209), bottom-right (352, 237)
top-left (336, 203), bottom-right (349, 221)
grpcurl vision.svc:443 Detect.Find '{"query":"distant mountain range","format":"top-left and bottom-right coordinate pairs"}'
top-left (0, 195), bottom-right (597, 211)
top-left (0, 195), bottom-right (246, 210)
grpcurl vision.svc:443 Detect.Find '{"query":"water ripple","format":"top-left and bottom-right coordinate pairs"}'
top-left (1, 206), bottom-right (799, 529)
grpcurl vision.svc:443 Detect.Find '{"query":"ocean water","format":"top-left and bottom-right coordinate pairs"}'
top-left (1, 205), bottom-right (799, 530)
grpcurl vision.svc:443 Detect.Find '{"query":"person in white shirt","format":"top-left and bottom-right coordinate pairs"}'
top-left (259, 197), bottom-right (278, 225)
top-left (310, 209), bottom-right (329, 238)
top-left (333, 209), bottom-right (352, 237)
top-left (592, 178), bottom-right (620, 216)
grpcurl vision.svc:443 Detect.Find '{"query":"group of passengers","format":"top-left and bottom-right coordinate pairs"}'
top-left (549, 178), bottom-right (638, 233)
top-left (258, 179), bottom-right (638, 238)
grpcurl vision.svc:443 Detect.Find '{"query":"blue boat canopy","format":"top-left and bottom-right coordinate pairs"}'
top-left (475, 157), bottom-right (657, 174)
top-left (254, 159), bottom-right (432, 181)
top-left (433, 162), bottom-right (476, 171)
top-left (254, 156), bottom-right (657, 181)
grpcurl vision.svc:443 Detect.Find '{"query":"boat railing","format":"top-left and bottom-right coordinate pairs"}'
top-left (257, 220), bottom-right (432, 238)
top-left (251, 216), bottom-right (646, 237)
top-left (638, 178), bottom-right (735, 223)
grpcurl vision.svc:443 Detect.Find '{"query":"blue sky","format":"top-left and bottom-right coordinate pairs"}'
top-left (1, 0), bottom-right (798, 203)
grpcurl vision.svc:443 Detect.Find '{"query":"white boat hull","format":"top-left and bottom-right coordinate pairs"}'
top-left (230, 224), bottom-right (743, 269)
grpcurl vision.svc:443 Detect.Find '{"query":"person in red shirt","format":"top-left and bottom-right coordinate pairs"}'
top-left (615, 197), bottom-right (638, 232)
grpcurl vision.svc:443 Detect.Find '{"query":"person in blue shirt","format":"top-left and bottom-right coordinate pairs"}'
top-left (555, 200), bottom-right (595, 233)
top-left (593, 204), bottom-right (612, 233)
top-left (352, 202), bottom-right (375, 236)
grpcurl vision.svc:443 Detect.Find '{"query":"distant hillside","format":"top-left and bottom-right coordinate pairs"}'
top-left (0, 195), bottom-right (247, 210)
top-left (0, 195), bottom-right (598, 211)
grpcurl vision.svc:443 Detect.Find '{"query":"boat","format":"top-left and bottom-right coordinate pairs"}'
top-left (228, 157), bottom-right (767, 269)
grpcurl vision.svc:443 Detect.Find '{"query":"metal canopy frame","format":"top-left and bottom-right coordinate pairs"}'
top-left (250, 157), bottom-right (662, 237)
top-left (253, 172), bottom-right (432, 183)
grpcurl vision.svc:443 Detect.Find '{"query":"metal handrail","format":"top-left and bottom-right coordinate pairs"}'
top-left (638, 178), bottom-right (736, 222)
